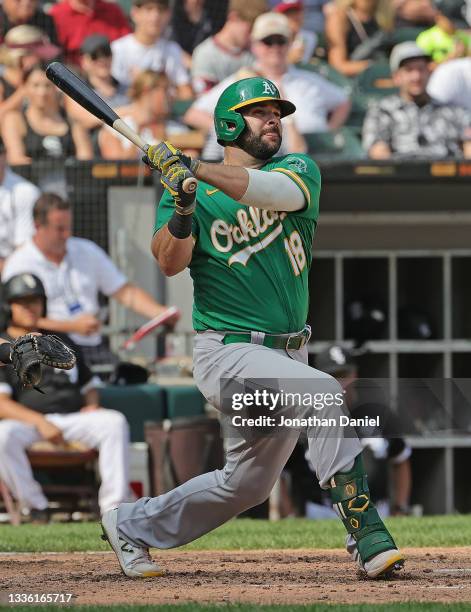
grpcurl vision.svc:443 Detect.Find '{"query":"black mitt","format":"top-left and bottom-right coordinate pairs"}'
top-left (9, 334), bottom-right (76, 389)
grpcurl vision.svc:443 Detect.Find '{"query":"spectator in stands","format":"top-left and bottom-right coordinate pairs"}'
top-left (325, 0), bottom-right (395, 77)
top-left (98, 70), bottom-right (198, 160)
top-left (111, 0), bottom-right (193, 99)
top-left (1, 64), bottom-right (93, 168)
top-left (427, 56), bottom-right (471, 110)
top-left (65, 35), bottom-right (129, 132)
top-left (393, 0), bottom-right (437, 27)
top-left (50, 0), bottom-right (131, 66)
top-left (170, 0), bottom-right (219, 67)
top-left (416, 0), bottom-right (471, 63)
top-left (191, 0), bottom-right (267, 94)
top-left (0, 25), bottom-right (61, 120)
top-left (185, 12), bottom-right (350, 159)
top-left (0, 272), bottom-right (131, 520)
top-left (0, 0), bottom-right (59, 45)
top-left (2, 193), bottom-right (180, 366)
top-left (271, 0), bottom-right (328, 33)
top-left (363, 42), bottom-right (471, 159)
top-left (274, 0), bottom-right (318, 64)
top-left (0, 138), bottom-right (40, 273)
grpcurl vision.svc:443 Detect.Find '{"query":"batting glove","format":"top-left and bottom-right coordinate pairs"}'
top-left (161, 161), bottom-right (196, 214)
top-left (143, 141), bottom-right (200, 175)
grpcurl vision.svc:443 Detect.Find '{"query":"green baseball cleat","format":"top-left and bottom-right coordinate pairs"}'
top-left (329, 455), bottom-right (405, 578)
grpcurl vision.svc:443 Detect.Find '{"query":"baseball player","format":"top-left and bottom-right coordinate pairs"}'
top-left (101, 77), bottom-right (404, 580)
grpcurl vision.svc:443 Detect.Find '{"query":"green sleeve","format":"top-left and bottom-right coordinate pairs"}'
top-left (154, 190), bottom-right (199, 237)
top-left (270, 154), bottom-right (321, 221)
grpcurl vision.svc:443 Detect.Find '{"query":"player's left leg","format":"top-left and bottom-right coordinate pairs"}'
top-left (287, 349), bottom-right (404, 578)
top-left (47, 409), bottom-right (131, 513)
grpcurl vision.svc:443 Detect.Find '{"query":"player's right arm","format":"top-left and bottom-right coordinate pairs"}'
top-left (151, 228), bottom-right (193, 277)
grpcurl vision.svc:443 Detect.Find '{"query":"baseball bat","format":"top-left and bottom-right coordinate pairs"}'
top-left (45, 62), bottom-right (197, 194)
top-left (121, 306), bottom-right (180, 350)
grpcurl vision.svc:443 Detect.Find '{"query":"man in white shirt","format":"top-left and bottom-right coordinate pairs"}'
top-left (184, 12), bottom-right (351, 160)
top-left (427, 57), bottom-right (471, 111)
top-left (111, 0), bottom-right (193, 99)
top-left (2, 193), bottom-right (179, 366)
top-left (0, 139), bottom-right (40, 273)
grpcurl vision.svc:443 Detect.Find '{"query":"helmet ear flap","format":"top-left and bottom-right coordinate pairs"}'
top-left (214, 109), bottom-right (246, 145)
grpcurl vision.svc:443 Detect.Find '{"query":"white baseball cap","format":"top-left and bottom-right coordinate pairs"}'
top-left (389, 42), bottom-right (431, 72)
top-left (251, 12), bottom-right (292, 41)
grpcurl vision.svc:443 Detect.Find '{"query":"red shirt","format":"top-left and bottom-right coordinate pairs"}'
top-left (50, 0), bottom-right (131, 65)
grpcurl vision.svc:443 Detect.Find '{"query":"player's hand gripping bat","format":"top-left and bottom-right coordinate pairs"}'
top-left (45, 62), bottom-right (197, 194)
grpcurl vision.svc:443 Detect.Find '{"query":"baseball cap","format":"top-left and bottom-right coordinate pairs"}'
top-left (3, 25), bottom-right (61, 61)
top-left (80, 34), bottom-right (111, 57)
top-left (389, 42), bottom-right (431, 72)
top-left (433, 0), bottom-right (468, 27)
top-left (315, 346), bottom-right (357, 376)
top-left (252, 12), bottom-right (292, 41)
top-left (274, 0), bottom-right (304, 13)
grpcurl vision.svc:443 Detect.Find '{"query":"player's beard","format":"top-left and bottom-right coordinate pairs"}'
top-left (235, 124), bottom-right (282, 159)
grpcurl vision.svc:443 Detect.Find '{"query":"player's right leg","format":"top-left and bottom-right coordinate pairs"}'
top-left (102, 433), bottom-right (299, 577)
top-left (0, 419), bottom-right (47, 514)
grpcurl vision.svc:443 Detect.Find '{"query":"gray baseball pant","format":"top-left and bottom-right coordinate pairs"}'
top-left (117, 331), bottom-right (362, 548)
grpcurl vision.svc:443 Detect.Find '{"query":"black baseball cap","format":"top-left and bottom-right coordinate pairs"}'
top-left (433, 0), bottom-right (468, 27)
top-left (80, 34), bottom-right (112, 57)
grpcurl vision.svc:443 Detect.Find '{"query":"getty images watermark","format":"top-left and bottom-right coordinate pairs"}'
top-left (219, 378), bottom-right (381, 438)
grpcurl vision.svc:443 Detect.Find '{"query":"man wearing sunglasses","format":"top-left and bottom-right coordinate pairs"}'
top-left (65, 35), bottom-right (129, 131)
top-left (185, 11), bottom-right (351, 160)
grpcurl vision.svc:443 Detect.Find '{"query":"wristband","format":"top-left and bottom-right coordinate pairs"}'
top-left (168, 210), bottom-right (193, 239)
top-left (0, 342), bottom-right (12, 364)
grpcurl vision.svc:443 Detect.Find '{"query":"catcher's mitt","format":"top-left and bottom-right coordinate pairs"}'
top-left (9, 334), bottom-right (76, 389)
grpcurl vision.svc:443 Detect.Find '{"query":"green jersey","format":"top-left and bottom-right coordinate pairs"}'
top-left (155, 153), bottom-right (321, 334)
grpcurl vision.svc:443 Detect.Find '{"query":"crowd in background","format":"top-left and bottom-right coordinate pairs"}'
top-left (0, 0), bottom-right (468, 166)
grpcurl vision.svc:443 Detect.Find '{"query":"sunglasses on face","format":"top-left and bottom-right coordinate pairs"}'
top-left (90, 48), bottom-right (112, 60)
top-left (261, 35), bottom-right (289, 47)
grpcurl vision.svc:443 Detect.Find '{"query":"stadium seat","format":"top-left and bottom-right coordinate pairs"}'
top-left (391, 27), bottom-right (428, 45)
top-left (99, 384), bottom-right (166, 442)
top-left (355, 61), bottom-right (398, 98)
top-left (164, 385), bottom-right (207, 419)
top-left (306, 127), bottom-right (366, 161)
top-left (171, 98), bottom-right (195, 119)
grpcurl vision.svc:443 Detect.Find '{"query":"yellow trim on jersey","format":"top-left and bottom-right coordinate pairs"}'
top-left (271, 168), bottom-right (311, 206)
top-left (229, 96), bottom-right (280, 111)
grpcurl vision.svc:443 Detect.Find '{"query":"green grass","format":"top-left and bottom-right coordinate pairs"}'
top-left (1, 515), bottom-right (471, 553)
top-left (1, 605), bottom-right (471, 612)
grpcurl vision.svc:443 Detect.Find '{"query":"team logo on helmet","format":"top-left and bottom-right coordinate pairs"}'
top-left (262, 80), bottom-right (278, 96)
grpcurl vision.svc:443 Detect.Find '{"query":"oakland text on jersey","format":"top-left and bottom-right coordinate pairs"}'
top-left (210, 206), bottom-right (287, 265)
